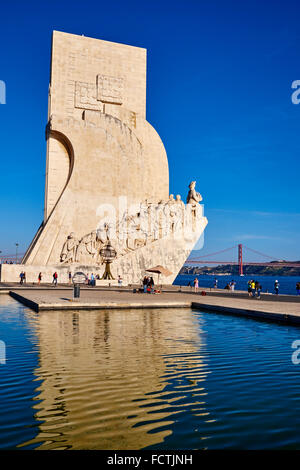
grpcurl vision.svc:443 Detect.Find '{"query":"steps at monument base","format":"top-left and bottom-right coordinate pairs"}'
top-left (95, 280), bottom-right (127, 287)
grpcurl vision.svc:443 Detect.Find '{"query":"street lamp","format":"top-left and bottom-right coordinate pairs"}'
top-left (15, 243), bottom-right (19, 264)
top-left (100, 241), bottom-right (117, 280)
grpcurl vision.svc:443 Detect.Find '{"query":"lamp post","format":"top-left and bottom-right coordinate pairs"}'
top-left (15, 243), bottom-right (19, 264)
top-left (100, 241), bottom-right (117, 280)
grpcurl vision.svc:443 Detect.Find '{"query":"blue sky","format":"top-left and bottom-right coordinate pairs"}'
top-left (0, 0), bottom-right (300, 262)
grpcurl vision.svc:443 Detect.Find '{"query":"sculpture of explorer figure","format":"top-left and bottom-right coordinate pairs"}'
top-left (187, 181), bottom-right (202, 205)
top-left (60, 232), bottom-right (79, 264)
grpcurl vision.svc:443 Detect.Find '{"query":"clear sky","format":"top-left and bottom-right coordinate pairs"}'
top-left (0, 0), bottom-right (299, 262)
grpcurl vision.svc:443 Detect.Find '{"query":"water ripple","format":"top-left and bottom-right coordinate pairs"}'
top-left (1, 300), bottom-right (300, 449)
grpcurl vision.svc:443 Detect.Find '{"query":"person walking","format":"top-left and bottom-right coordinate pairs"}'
top-left (143, 276), bottom-right (148, 293)
top-left (19, 271), bottom-right (24, 285)
top-left (256, 282), bottom-right (262, 299)
top-left (274, 280), bottom-right (279, 295)
top-left (214, 278), bottom-right (218, 288)
top-left (194, 277), bottom-right (199, 293)
top-left (250, 280), bottom-right (256, 298)
top-left (90, 273), bottom-right (95, 286)
top-left (247, 280), bottom-right (252, 297)
top-left (148, 277), bottom-right (154, 293)
top-left (38, 272), bottom-right (42, 285)
top-left (23, 272), bottom-right (26, 284)
top-left (145, 276), bottom-right (153, 293)
top-left (296, 282), bottom-right (300, 296)
top-left (68, 272), bottom-right (72, 284)
top-left (53, 272), bottom-right (58, 287)
top-left (118, 275), bottom-right (123, 287)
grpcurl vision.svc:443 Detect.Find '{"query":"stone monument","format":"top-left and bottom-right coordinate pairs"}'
top-left (0, 31), bottom-right (207, 284)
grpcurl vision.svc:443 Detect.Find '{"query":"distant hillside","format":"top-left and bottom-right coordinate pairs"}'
top-left (182, 257), bottom-right (300, 276)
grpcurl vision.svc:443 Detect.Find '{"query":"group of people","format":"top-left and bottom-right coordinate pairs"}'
top-left (19, 271), bottom-right (124, 286)
top-left (86, 274), bottom-right (123, 287)
top-left (85, 273), bottom-right (101, 286)
top-left (247, 280), bottom-right (263, 298)
top-left (187, 277), bottom-right (200, 292)
top-left (186, 277), bottom-right (286, 298)
top-left (19, 271), bottom-right (58, 285)
top-left (16, 270), bottom-right (300, 297)
top-left (142, 276), bottom-right (155, 293)
top-left (87, 273), bottom-right (96, 286)
top-left (38, 272), bottom-right (58, 285)
top-left (188, 278), bottom-right (236, 293)
top-left (19, 271), bottom-right (26, 284)
top-left (224, 280), bottom-right (236, 291)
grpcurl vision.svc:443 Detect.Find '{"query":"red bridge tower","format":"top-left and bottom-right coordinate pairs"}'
top-left (238, 244), bottom-right (243, 276)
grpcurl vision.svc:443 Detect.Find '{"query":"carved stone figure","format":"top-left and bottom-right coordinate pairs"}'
top-left (171, 194), bottom-right (185, 233)
top-left (138, 202), bottom-right (150, 236)
top-left (155, 200), bottom-right (167, 239)
top-left (163, 195), bottom-right (175, 235)
top-left (60, 233), bottom-right (79, 264)
top-left (76, 231), bottom-right (100, 264)
top-left (176, 194), bottom-right (185, 207)
top-left (186, 181), bottom-right (202, 205)
top-left (97, 222), bottom-right (113, 244)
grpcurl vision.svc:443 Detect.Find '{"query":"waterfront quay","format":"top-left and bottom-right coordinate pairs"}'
top-left (1, 283), bottom-right (300, 326)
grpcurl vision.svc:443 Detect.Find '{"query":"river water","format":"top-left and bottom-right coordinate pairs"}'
top-left (1, 295), bottom-right (300, 449)
top-left (174, 274), bottom-right (300, 296)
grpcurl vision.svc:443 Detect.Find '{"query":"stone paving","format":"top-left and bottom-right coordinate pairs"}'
top-left (6, 287), bottom-right (300, 324)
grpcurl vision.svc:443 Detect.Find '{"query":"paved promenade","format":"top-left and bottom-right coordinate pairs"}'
top-left (5, 285), bottom-right (300, 326)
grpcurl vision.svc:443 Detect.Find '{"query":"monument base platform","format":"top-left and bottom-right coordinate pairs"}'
top-left (95, 279), bottom-right (128, 287)
top-left (0, 263), bottom-right (104, 284)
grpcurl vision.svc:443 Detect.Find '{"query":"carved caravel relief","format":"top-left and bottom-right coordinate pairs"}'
top-left (59, 188), bottom-right (203, 266)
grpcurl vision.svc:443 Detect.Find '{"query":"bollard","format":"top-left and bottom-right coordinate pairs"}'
top-left (73, 284), bottom-right (80, 301)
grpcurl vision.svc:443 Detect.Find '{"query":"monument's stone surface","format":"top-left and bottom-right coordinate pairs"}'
top-left (1, 31), bottom-right (207, 284)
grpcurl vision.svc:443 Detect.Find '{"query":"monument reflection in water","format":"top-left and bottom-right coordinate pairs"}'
top-left (23, 308), bottom-right (209, 450)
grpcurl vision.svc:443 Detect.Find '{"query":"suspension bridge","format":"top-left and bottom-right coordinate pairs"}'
top-left (187, 244), bottom-right (300, 275)
top-left (1, 244), bottom-right (300, 275)
top-left (0, 252), bottom-right (25, 264)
